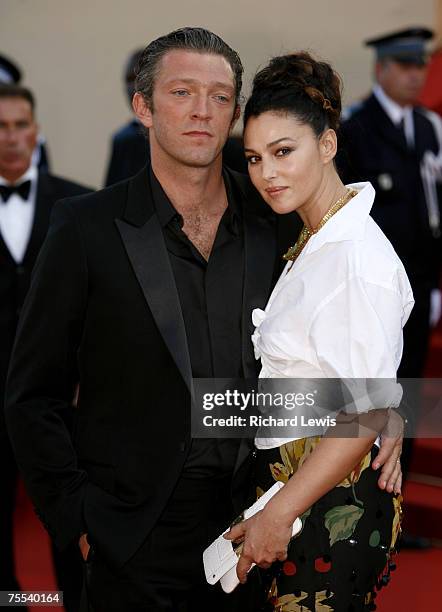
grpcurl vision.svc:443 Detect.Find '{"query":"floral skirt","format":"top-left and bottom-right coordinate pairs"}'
top-left (255, 437), bottom-right (402, 612)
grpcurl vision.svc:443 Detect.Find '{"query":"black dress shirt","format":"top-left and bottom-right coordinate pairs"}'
top-left (150, 168), bottom-right (244, 477)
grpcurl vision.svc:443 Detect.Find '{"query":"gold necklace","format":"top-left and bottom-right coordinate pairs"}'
top-left (283, 188), bottom-right (358, 262)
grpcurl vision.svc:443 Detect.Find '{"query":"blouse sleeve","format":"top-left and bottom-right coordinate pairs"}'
top-left (308, 275), bottom-right (413, 412)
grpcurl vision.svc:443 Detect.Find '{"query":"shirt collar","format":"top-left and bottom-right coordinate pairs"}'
top-left (372, 84), bottom-right (413, 126)
top-left (0, 164), bottom-right (37, 187)
top-left (301, 182), bottom-right (375, 258)
top-left (149, 167), bottom-right (179, 228)
top-left (150, 166), bottom-right (242, 233)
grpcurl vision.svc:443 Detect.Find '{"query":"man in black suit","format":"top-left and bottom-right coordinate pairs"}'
top-left (5, 29), bottom-right (403, 612)
top-left (339, 28), bottom-right (442, 379)
top-left (0, 84), bottom-right (91, 607)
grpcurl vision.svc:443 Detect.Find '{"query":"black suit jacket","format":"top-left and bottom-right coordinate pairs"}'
top-left (104, 120), bottom-right (149, 187)
top-left (0, 172), bottom-right (91, 427)
top-left (338, 94), bottom-right (442, 290)
top-left (5, 166), bottom-right (301, 569)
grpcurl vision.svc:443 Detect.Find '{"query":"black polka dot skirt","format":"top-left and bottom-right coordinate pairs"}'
top-left (254, 437), bottom-right (402, 611)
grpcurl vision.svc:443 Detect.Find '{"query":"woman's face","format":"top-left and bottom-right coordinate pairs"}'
top-left (244, 111), bottom-right (330, 215)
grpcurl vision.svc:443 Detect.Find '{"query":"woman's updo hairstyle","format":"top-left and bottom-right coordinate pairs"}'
top-left (244, 51), bottom-right (342, 136)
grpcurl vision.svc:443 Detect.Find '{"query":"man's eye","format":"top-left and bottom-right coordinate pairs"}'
top-left (276, 147), bottom-right (292, 157)
top-left (173, 90), bottom-right (189, 96)
top-left (246, 156), bottom-right (260, 165)
top-left (214, 95), bottom-right (230, 103)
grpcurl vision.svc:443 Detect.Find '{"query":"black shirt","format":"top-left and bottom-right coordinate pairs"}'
top-left (150, 168), bottom-right (244, 477)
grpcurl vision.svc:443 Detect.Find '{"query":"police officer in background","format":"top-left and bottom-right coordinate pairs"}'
top-left (339, 27), bottom-right (442, 378)
top-left (339, 29), bottom-right (442, 548)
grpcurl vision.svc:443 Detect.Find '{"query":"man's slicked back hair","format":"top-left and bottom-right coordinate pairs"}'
top-left (135, 27), bottom-right (243, 109)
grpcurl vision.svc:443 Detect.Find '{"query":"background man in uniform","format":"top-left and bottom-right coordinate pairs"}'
top-left (0, 84), bottom-right (91, 609)
top-left (340, 28), bottom-right (442, 379)
top-left (339, 29), bottom-right (442, 545)
top-left (5, 29), bottom-right (403, 612)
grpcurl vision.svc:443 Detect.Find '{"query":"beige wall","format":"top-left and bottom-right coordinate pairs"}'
top-left (436, 0), bottom-right (442, 42)
top-left (0, 0), bottom-right (434, 188)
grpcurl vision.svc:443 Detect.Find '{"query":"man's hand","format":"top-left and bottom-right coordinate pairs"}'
top-left (224, 506), bottom-right (292, 584)
top-left (79, 533), bottom-right (90, 562)
top-left (372, 410), bottom-right (404, 494)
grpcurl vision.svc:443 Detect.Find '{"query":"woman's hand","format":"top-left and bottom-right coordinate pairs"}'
top-left (78, 533), bottom-right (90, 561)
top-left (373, 409), bottom-right (404, 494)
top-left (224, 503), bottom-right (294, 583)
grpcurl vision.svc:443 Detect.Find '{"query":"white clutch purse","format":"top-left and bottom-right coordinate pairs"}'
top-left (203, 481), bottom-right (302, 593)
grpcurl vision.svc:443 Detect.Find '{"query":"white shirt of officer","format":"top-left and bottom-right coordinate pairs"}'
top-left (373, 83), bottom-right (415, 148)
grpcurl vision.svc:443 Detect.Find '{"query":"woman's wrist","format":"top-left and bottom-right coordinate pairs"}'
top-left (263, 495), bottom-right (299, 528)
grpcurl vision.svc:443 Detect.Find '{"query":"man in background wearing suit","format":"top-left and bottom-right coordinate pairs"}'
top-left (104, 48), bottom-right (149, 187)
top-left (0, 54), bottom-right (50, 172)
top-left (340, 27), bottom-right (442, 380)
top-left (339, 29), bottom-right (442, 547)
top-left (5, 29), bottom-right (403, 612)
top-left (0, 84), bottom-right (91, 609)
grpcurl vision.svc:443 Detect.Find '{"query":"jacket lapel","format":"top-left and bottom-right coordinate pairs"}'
top-left (366, 95), bottom-right (409, 155)
top-left (228, 170), bottom-right (277, 378)
top-left (115, 168), bottom-right (192, 392)
top-left (0, 230), bottom-right (14, 265)
top-left (23, 172), bottom-right (54, 266)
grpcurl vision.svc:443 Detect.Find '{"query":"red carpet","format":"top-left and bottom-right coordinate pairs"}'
top-left (14, 480), bottom-right (63, 612)
top-left (376, 548), bottom-right (442, 611)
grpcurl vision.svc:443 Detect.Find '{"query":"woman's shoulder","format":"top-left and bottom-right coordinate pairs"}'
top-left (320, 218), bottom-right (411, 299)
top-left (362, 217), bottom-right (409, 278)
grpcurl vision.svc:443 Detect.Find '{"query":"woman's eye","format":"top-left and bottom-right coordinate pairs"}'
top-left (276, 147), bottom-right (292, 157)
top-left (246, 156), bottom-right (260, 165)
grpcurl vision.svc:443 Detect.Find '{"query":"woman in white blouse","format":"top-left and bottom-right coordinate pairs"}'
top-left (226, 52), bottom-right (413, 611)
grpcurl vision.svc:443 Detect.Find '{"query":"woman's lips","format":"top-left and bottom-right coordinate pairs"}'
top-left (265, 186), bottom-right (288, 196)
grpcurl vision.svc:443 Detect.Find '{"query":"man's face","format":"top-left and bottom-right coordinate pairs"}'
top-left (0, 97), bottom-right (37, 182)
top-left (376, 59), bottom-right (428, 106)
top-left (133, 49), bottom-right (239, 169)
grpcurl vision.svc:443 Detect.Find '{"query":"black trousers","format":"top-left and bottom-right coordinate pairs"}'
top-left (84, 474), bottom-right (258, 612)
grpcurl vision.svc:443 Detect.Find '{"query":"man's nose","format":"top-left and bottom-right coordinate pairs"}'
top-left (191, 95), bottom-right (211, 120)
top-left (4, 128), bottom-right (20, 145)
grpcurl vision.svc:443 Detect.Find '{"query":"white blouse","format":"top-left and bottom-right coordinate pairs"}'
top-left (253, 182), bottom-right (414, 449)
